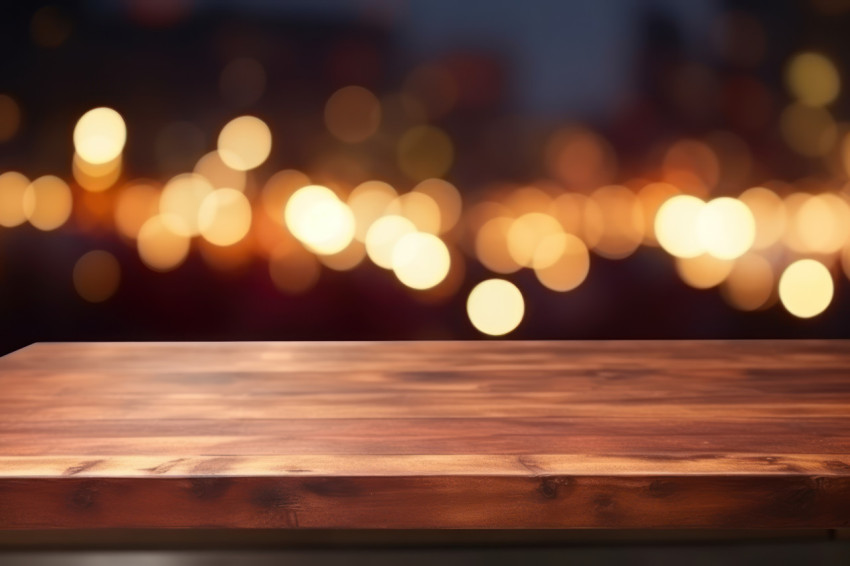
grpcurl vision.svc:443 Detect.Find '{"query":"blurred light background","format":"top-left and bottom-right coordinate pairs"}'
top-left (2, 0), bottom-right (850, 354)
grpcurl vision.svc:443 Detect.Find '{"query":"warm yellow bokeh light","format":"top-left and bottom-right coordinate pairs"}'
top-left (114, 181), bottom-right (160, 240)
top-left (721, 253), bottom-right (774, 311)
top-left (285, 185), bottom-right (355, 255)
top-left (73, 250), bottom-right (121, 303)
top-left (0, 171), bottom-right (30, 227)
top-left (466, 279), bottom-right (524, 336)
top-left (388, 191), bottom-right (442, 234)
top-left (675, 254), bottom-right (734, 289)
top-left (391, 232), bottom-right (450, 290)
top-left (364, 214), bottom-right (417, 269)
top-left (507, 212), bottom-right (563, 267)
top-left (198, 188), bottom-right (252, 246)
top-left (217, 115), bottom-right (272, 171)
top-left (22, 175), bottom-right (72, 231)
top-left (324, 85), bottom-right (381, 143)
top-left (696, 197), bottom-right (756, 260)
top-left (194, 150), bottom-right (246, 192)
top-left (655, 195), bottom-right (705, 258)
top-left (532, 233), bottom-right (590, 292)
top-left (159, 173), bottom-right (214, 236)
top-left (397, 125), bottom-right (453, 181)
top-left (786, 52), bottom-right (840, 107)
top-left (73, 107), bottom-right (127, 165)
top-left (348, 180), bottom-right (398, 241)
top-left (136, 214), bottom-right (191, 272)
top-left (793, 193), bottom-right (850, 254)
top-left (475, 216), bottom-right (521, 274)
top-left (0, 94), bottom-right (21, 142)
top-left (738, 187), bottom-right (786, 249)
top-left (412, 178), bottom-right (463, 234)
top-left (779, 259), bottom-right (833, 318)
top-left (73, 152), bottom-right (121, 192)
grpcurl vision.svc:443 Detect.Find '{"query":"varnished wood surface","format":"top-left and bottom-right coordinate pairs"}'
top-left (0, 340), bottom-right (849, 529)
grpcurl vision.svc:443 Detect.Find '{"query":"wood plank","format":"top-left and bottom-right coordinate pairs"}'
top-left (0, 340), bottom-right (849, 529)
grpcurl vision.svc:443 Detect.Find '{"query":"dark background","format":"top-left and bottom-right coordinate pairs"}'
top-left (1, 0), bottom-right (849, 356)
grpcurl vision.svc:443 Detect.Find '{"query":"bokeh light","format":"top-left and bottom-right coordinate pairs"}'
top-left (466, 279), bottom-right (524, 336)
top-left (655, 195), bottom-right (705, 258)
top-left (389, 191), bottom-right (442, 234)
top-left (507, 212), bottom-right (563, 267)
top-left (159, 173), bottom-right (214, 236)
top-left (412, 178), bottom-right (463, 234)
top-left (365, 214), bottom-right (417, 269)
top-left (696, 197), bottom-right (756, 259)
top-left (780, 103), bottom-right (837, 156)
top-left (73, 107), bottom-right (127, 165)
top-left (348, 180), bottom-right (398, 241)
top-left (590, 185), bottom-right (643, 259)
top-left (136, 214), bottom-right (191, 272)
top-left (532, 233), bottom-right (590, 292)
top-left (73, 153), bottom-right (122, 192)
top-left (0, 94), bottom-right (21, 142)
top-left (262, 169), bottom-right (310, 224)
top-left (0, 172), bottom-right (30, 227)
top-left (114, 181), bottom-right (161, 240)
top-left (324, 85), bottom-right (381, 143)
top-left (738, 187), bottom-right (786, 250)
top-left (675, 254), bottom-right (734, 289)
top-left (391, 232), bottom-right (451, 290)
top-left (785, 52), bottom-right (840, 107)
top-left (194, 150), bottom-right (246, 192)
top-left (73, 250), bottom-right (121, 303)
top-left (285, 185), bottom-right (355, 255)
top-left (22, 175), bottom-right (72, 231)
top-left (778, 259), bottom-right (833, 318)
top-left (720, 253), bottom-right (775, 311)
top-left (217, 115), bottom-right (272, 171)
top-left (198, 188), bottom-right (252, 246)
top-left (475, 216), bottom-right (521, 274)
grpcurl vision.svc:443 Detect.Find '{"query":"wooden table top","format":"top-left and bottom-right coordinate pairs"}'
top-left (0, 340), bottom-right (849, 530)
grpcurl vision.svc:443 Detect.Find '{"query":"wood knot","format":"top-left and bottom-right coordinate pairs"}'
top-left (188, 477), bottom-right (233, 500)
top-left (537, 476), bottom-right (571, 500)
top-left (68, 482), bottom-right (98, 511)
top-left (648, 479), bottom-right (677, 498)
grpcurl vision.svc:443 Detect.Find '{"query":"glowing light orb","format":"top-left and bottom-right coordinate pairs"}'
top-left (137, 215), bottom-right (191, 272)
top-left (364, 215), bottom-right (417, 269)
top-left (696, 197), bottom-right (756, 260)
top-left (198, 188), bottom-right (252, 246)
top-left (466, 279), bottom-right (525, 336)
top-left (391, 232), bottom-right (450, 290)
top-left (217, 115), bottom-right (272, 171)
top-left (73, 107), bottom-right (127, 165)
top-left (655, 195), bottom-right (706, 258)
top-left (778, 259), bottom-right (833, 318)
top-left (159, 173), bottom-right (214, 236)
top-left (285, 185), bottom-right (355, 255)
top-left (22, 175), bottom-right (72, 231)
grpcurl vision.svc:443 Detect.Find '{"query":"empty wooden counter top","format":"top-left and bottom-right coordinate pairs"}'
top-left (0, 340), bottom-right (849, 529)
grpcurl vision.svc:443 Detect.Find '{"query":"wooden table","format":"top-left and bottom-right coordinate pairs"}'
top-left (0, 340), bottom-right (849, 531)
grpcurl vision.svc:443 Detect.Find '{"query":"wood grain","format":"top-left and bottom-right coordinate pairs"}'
top-left (0, 340), bottom-right (849, 529)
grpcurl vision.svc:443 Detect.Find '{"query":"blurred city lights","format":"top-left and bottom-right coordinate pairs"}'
top-left (365, 214), bottom-right (417, 269)
top-left (159, 173), bottom-right (214, 236)
top-left (778, 259), bottom-right (834, 318)
top-left (466, 279), bottom-right (524, 336)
